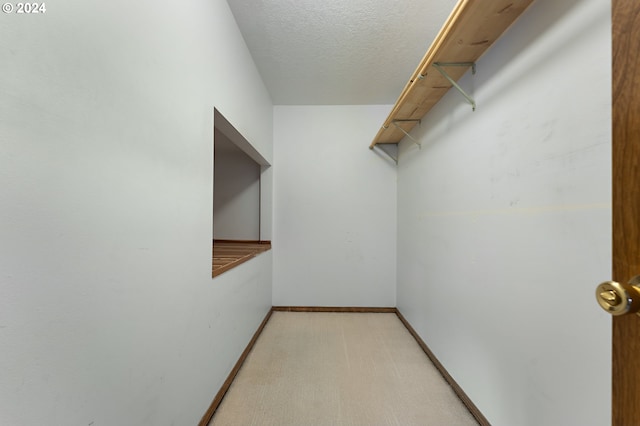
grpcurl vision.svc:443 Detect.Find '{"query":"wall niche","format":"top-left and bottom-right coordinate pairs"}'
top-left (213, 109), bottom-right (271, 277)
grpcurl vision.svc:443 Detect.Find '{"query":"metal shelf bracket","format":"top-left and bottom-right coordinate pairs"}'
top-left (392, 119), bottom-right (422, 148)
top-left (431, 62), bottom-right (476, 111)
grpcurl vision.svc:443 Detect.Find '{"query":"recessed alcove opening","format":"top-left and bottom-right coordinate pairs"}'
top-left (213, 109), bottom-right (271, 277)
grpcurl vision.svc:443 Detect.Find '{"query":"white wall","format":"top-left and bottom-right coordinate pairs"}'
top-left (273, 105), bottom-right (396, 307)
top-left (396, 1), bottom-right (611, 425)
top-left (0, 1), bottom-right (273, 425)
top-left (213, 130), bottom-right (261, 241)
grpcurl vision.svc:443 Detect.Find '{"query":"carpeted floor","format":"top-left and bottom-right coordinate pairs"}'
top-left (209, 312), bottom-right (479, 426)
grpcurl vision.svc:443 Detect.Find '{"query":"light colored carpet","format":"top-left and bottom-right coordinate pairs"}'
top-left (209, 312), bottom-right (479, 426)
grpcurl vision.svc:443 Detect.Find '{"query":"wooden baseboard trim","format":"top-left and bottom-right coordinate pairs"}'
top-left (395, 309), bottom-right (491, 426)
top-left (272, 306), bottom-right (397, 313)
top-left (198, 308), bottom-right (273, 426)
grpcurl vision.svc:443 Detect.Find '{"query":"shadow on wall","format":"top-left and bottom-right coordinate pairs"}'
top-left (213, 109), bottom-right (271, 241)
top-left (214, 129), bottom-right (261, 211)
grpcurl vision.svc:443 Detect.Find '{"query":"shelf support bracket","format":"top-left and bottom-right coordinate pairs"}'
top-left (432, 62), bottom-right (476, 111)
top-left (392, 119), bottom-right (422, 148)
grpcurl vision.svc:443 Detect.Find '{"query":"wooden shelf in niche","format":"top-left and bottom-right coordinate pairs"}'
top-left (370, 0), bottom-right (535, 149)
top-left (212, 240), bottom-right (271, 278)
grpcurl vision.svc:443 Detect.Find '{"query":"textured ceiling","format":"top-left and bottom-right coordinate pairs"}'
top-left (226, 0), bottom-right (459, 105)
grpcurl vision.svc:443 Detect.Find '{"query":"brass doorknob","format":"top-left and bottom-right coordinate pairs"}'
top-left (596, 276), bottom-right (640, 316)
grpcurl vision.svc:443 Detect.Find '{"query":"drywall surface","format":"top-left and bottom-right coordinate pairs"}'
top-left (273, 105), bottom-right (396, 307)
top-left (396, 1), bottom-right (611, 425)
top-left (213, 130), bottom-right (261, 240)
top-left (0, 1), bottom-right (273, 425)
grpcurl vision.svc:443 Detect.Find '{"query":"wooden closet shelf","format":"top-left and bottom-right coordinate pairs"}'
top-left (212, 240), bottom-right (271, 277)
top-left (370, 0), bottom-right (535, 148)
